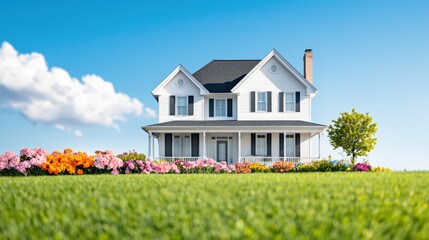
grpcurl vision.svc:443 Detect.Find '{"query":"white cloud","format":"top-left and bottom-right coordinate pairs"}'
top-left (74, 130), bottom-right (83, 138)
top-left (0, 42), bottom-right (154, 133)
top-left (143, 107), bottom-right (157, 119)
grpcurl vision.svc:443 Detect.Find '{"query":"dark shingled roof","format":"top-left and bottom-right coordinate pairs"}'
top-left (193, 60), bottom-right (260, 93)
top-left (143, 120), bottom-right (326, 131)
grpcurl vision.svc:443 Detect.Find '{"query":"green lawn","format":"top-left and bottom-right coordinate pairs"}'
top-left (0, 173), bottom-right (428, 239)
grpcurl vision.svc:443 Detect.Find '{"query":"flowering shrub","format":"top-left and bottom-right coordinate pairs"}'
top-left (371, 166), bottom-right (391, 172)
top-left (0, 148), bottom-right (391, 176)
top-left (353, 163), bottom-right (372, 172)
top-left (117, 150), bottom-right (146, 161)
top-left (42, 149), bottom-right (94, 175)
top-left (234, 162), bottom-right (251, 174)
top-left (94, 150), bottom-right (124, 174)
top-left (0, 148), bottom-right (48, 176)
top-left (249, 163), bottom-right (270, 173)
top-left (272, 161), bottom-right (294, 173)
top-left (172, 158), bottom-right (235, 174)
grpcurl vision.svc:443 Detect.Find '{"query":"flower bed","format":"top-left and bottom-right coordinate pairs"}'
top-left (0, 148), bottom-right (390, 176)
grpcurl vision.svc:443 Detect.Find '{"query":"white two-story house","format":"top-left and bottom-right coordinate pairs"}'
top-left (143, 49), bottom-right (326, 164)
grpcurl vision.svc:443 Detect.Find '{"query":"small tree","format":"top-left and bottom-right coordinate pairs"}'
top-left (327, 109), bottom-right (377, 166)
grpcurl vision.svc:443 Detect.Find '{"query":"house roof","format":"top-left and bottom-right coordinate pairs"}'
top-left (231, 49), bottom-right (317, 95)
top-left (192, 60), bottom-right (260, 93)
top-left (143, 120), bottom-right (326, 132)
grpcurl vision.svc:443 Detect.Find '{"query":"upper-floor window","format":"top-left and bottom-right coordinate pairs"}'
top-left (257, 92), bottom-right (267, 112)
top-left (176, 96), bottom-right (188, 116)
top-left (215, 99), bottom-right (226, 117)
top-left (285, 92), bottom-right (295, 112)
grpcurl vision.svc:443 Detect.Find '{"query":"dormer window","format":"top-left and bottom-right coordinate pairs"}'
top-left (257, 92), bottom-right (267, 112)
top-left (176, 96), bottom-right (188, 116)
top-left (215, 99), bottom-right (226, 117)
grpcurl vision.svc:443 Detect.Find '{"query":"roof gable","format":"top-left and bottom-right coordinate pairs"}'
top-left (231, 49), bottom-right (317, 95)
top-left (192, 60), bottom-right (260, 93)
top-left (152, 65), bottom-right (209, 96)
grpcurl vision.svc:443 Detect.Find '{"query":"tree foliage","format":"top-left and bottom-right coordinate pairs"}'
top-left (327, 109), bottom-right (377, 166)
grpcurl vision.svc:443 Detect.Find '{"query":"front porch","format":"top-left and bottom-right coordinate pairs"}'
top-left (143, 120), bottom-right (326, 165)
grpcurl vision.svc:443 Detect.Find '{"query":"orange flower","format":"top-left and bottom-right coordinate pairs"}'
top-left (76, 169), bottom-right (83, 175)
top-left (64, 148), bottom-right (73, 154)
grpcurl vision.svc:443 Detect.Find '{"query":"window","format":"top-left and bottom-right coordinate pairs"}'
top-left (173, 136), bottom-right (181, 156)
top-left (182, 136), bottom-right (191, 157)
top-left (270, 64), bottom-right (278, 73)
top-left (286, 134), bottom-right (295, 157)
top-left (176, 96), bottom-right (188, 116)
top-left (176, 78), bottom-right (185, 88)
top-left (285, 93), bottom-right (295, 112)
top-left (257, 92), bottom-right (267, 112)
top-left (215, 99), bottom-right (226, 117)
top-left (256, 134), bottom-right (266, 156)
top-left (173, 135), bottom-right (191, 157)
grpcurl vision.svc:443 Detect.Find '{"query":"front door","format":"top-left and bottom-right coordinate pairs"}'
top-left (216, 141), bottom-right (228, 162)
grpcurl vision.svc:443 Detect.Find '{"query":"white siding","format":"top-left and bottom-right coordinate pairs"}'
top-left (204, 94), bottom-right (237, 120)
top-left (237, 57), bottom-right (311, 121)
top-left (158, 72), bottom-right (204, 123)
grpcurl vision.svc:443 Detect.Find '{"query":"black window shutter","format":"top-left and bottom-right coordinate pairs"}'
top-left (169, 96), bottom-right (175, 116)
top-left (191, 133), bottom-right (199, 157)
top-left (295, 133), bottom-right (301, 157)
top-left (279, 133), bottom-right (284, 157)
top-left (267, 133), bottom-right (272, 156)
top-left (295, 92), bottom-right (300, 112)
top-left (278, 92), bottom-right (284, 112)
top-left (251, 133), bottom-right (256, 155)
top-left (188, 96), bottom-right (194, 116)
top-left (165, 133), bottom-right (173, 157)
top-left (209, 99), bottom-right (214, 117)
top-left (227, 99), bottom-right (233, 117)
top-left (267, 91), bottom-right (272, 112)
top-left (250, 92), bottom-right (255, 112)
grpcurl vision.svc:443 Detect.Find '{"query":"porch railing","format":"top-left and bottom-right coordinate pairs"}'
top-left (148, 156), bottom-right (321, 165)
top-left (240, 157), bottom-right (320, 165)
top-left (149, 157), bottom-right (201, 163)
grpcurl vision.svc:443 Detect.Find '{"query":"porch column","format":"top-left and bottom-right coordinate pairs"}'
top-left (238, 132), bottom-right (241, 163)
top-left (148, 131), bottom-right (152, 159)
top-left (151, 132), bottom-right (155, 159)
top-left (283, 132), bottom-right (286, 160)
top-left (318, 133), bottom-right (321, 159)
top-left (203, 132), bottom-right (206, 159)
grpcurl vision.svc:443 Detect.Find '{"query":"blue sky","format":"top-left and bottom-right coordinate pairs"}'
top-left (0, 0), bottom-right (428, 170)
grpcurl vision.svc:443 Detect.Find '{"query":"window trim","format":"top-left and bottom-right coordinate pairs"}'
top-left (255, 134), bottom-right (267, 156)
top-left (284, 92), bottom-right (296, 112)
top-left (175, 96), bottom-right (188, 116)
top-left (256, 91), bottom-right (268, 112)
top-left (214, 99), bottom-right (227, 117)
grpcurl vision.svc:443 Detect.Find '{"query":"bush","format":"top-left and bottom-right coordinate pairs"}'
top-left (371, 166), bottom-right (392, 172)
top-left (117, 150), bottom-right (146, 161)
top-left (249, 163), bottom-right (270, 173)
top-left (272, 161), bottom-right (294, 173)
top-left (353, 163), bottom-right (372, 172)
top-left (234, 162), bottom-right (251, 174)
top-left (42, 149), bottom-right (94, 175)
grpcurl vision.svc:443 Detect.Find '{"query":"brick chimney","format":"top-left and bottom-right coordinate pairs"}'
top-left (303, 49), bottom-right (313, 84)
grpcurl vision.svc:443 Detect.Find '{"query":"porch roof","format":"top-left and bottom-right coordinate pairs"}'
top-left (142, 120), bottom-right (326, 133)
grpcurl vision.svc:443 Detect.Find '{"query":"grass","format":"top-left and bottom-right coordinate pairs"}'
top-left (0, 173), bottom-right (428, 239)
